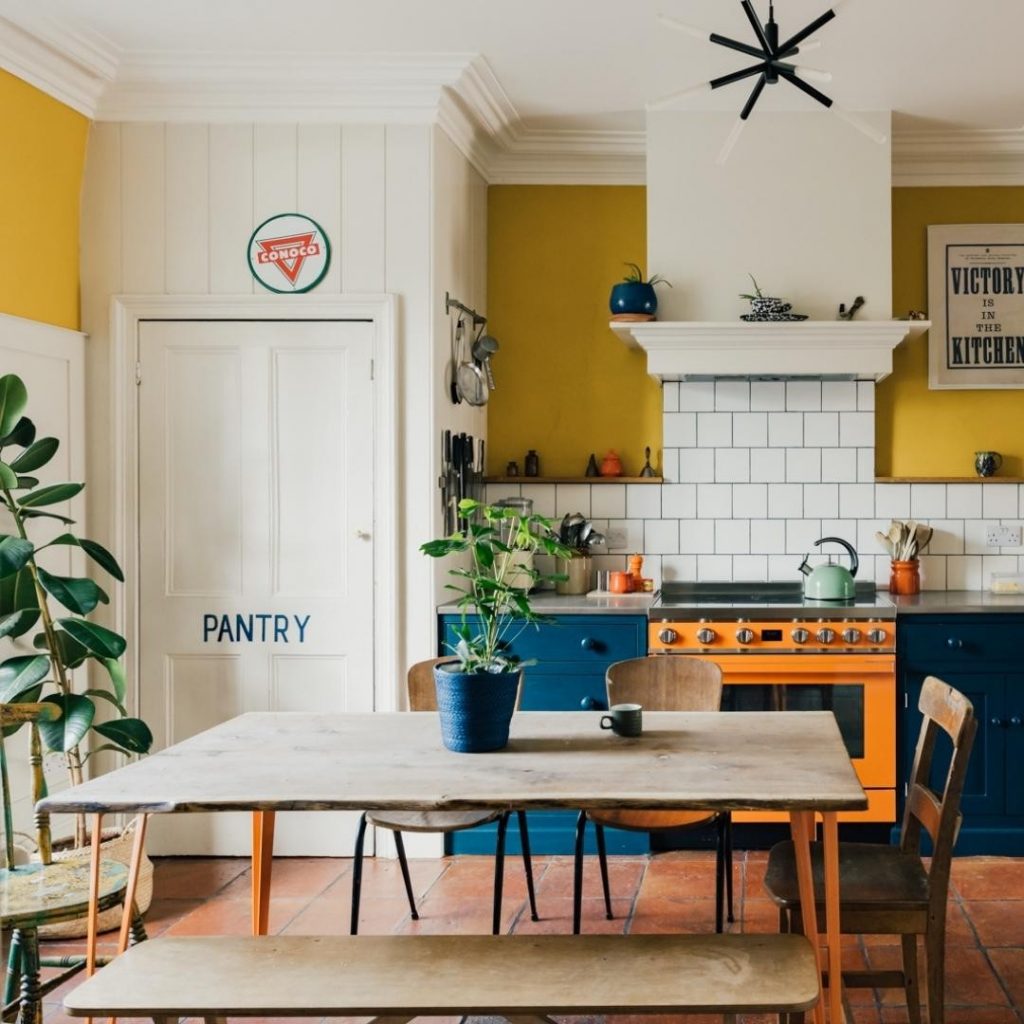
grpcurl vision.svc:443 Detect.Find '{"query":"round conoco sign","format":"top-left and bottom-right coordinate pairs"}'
top-left (247, 213), bottom-right (331, 293)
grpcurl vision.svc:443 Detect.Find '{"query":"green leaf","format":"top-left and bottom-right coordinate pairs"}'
top-left (37, 567), bottom-right (108, 615)
top-left (18, 482), bottom-right (84, 508)
top-left (34, 629), bottom-right (89, 669)
top-left (0, 536), bottom-right (33, 578)
top-left (100, 657), bottom-right (126, 704)
top-left (47, 534), bottom-right (124, 582)
top-left (0, 417), bottom-right (35, 449)
top-left (56, 618), bottom-right (126, 659)
top-left (0, 609), bottom-right (39, 640)
top-left (37, 694), bottom-right (94, 753)
top-left (9, 437), bottom-right (58, 473)
top-left (16, 476), bottom-right (38, 489)
top-left (0, 567), bottom-right (38, 616)
top-left (0, 654), bottom-right (50, 702)
top-left (82, 687), bottom-right (128, 717)
top-left (0, 376), bottom-right (28, 439)
top-left (94, 717), bottom-right (152, 755)
top-left (21, 509), bottom-right (76, 525)
top-left (0, 462), bottom-right (16, 489)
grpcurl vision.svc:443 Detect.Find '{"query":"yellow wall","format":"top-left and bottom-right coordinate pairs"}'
top-left (880, 187), bottom-right (1024, 478)
top-left (0, 70), bottom-right (88, 331)
top-left (486, 186), bottom-right (661, 478)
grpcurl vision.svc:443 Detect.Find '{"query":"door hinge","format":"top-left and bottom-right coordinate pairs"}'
top-left (370, 359), bottom-right (374, 381)
top-left (135, 361), bottom-right (142, 385)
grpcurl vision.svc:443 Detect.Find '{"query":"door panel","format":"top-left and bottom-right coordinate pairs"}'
top-left (139, 319), bottom-right (374, 855)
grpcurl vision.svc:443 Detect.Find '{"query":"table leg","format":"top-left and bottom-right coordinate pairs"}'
top-left (117, 814), bottom-right (150, 954)
top-left (251, 810), bottom-right (276, 936)
top-left (822, 811), bottom-right (844, 1024)
top-left (789, 810), bottom-right (826, 1024)
top-left (86, 814), bottom-right (104, 977)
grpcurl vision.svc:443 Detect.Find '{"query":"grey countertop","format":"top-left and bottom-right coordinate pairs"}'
top-left (438, 592), bottom-right (654, 615)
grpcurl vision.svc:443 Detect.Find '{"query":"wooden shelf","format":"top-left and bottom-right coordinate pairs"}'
top-left (484, 476), bottom-right (663, 485)
top-left (876, 477), bottom-right (1024, 484)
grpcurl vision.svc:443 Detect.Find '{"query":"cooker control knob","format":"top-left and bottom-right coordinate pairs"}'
top-left (842, 628), bottom-right (862, 645)
top-left (816, 627), bottom-right (836, 644)
top-left (735, 628), bottom-right (755, 644)
top-left (658, 628), bottom-right (679, 645)
top-left (791, 627), bottom-right (810, 644)
top-left (867, 628), bottom-right (887, 645)
top-left (696, 627), bottom-right (717, 645)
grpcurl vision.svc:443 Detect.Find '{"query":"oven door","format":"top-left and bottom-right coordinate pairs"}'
top-left (704, 653), bottom-right (895, 822)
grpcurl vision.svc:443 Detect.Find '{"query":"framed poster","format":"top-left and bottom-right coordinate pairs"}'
top-left (928, 223), bottom-right (1024, 389)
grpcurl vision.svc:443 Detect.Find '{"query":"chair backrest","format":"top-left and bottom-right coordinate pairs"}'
top-left (0, 702), bottom-right (61, 869)
top-left (606, 656), bottom-right (724, 711)
top-left (407, 657), bottom-right (527, 712)
top-left (898, 676), bottom-right (976, 908)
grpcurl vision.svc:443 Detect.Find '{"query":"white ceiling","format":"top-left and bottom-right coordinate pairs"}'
top-left (5, 0), bottom-right (1024, 132)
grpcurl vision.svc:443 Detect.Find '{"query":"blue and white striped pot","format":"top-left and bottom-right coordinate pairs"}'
top-left (433, 665), bottom-right (521, 753)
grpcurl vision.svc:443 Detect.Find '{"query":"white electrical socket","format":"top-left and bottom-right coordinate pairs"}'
top-left (986, 524), bottom-right (1022, 547)
top-left (606, 527), bottom-right (628, 550)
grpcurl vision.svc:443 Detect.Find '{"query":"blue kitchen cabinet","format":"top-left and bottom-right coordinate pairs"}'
top-left (898, 615), bottom-right (1024, 854)
top-left (438, 613), bottom-right (648, 855)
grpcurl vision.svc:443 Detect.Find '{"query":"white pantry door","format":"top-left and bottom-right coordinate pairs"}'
top-left (138, 319), bottom-right (374, 855)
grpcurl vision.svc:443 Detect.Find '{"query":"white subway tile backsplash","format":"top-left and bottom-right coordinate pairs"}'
top-left (556, 484), bottom-right (592, 518)
top-left (715, 448), bottom-right (750, 483)
top-left (697, 554), bottom-right (733, 580)
top-left (927, 521), bottom-right (965, 555)
top-left (664, 412), bottom-right (697, 447)
top-left (964, 520), bottom-right (998, 556)
top-left (679, 519), bottom-right (716, 554)
top-left (678, 448), bottom-right (716, 483)
top-left (697, 412), bottom-right (732, 447)
top-left (822, 448), bottom-right (857, 483)
top-left (948, 484), bottom-right (982, 519)
top-left (918, 555), bottom-right (947, 591)
top-left (697, 483), bottom-right (733, 519)
top-left (876, 484), bottom-right (910, 519)
top-left (662, 382), bottom-right (680, 413)
top-left (768, 483), bottom-right (803, 519)
top-left (661, 554), bottom-right (697, 581)
top-left (678, 381), bottom-right (716, 411)
top-left (983, 554), bottom-right (1018, 586)
top-left (751, 519), bottom-right (786, 554)
top-left (662, 483), bottom-right (697, 519)
top-left (733, 554), bottom-right (769, 581)
top-left (662, 448), bottom-right (680, 483)
top-left (768, 412), bottom-right (803, 448)
top-left (839, 411), bottom-right (874, 448)
top-left (786, 380), bottom-right (821, 411)
top-left (803, 413), bottom-right (839, 448)
top-left (786, 519), bottom-right (823, 554)
top-left (983, 484), bottom-right (1019, 519)
top-left (839, 483), bottom-right (875, 519)
top-left (857, 448), bottom-right (875, 482)
top-left (786, 448), bottom-right (822, 483)
top-left (910, 484), bottom-right (946, 519)
top-left (821, 381), bottom-right (858, 411)
top-left (518, 483), bottom-right (555, 517)
top-left (626, 484), bottom-right (661, 519)
top-left (856, 519), bottom-right (890, 554)
top-left (733, 483), bottom-right (768, 519)
top-left (804, 484), bottom-right (839, 518)
top-left (767, 555), bottom-right (797, 580)
top-left (716, 519), bottom-right (750, 554)
top-left (644, 519), bottom-right (679, 554)
top-left (591, 483), bottom-right (626, 520)
top-left (750, 381), bottom-right (786, 411)
top-left (606, 518), bottom-right (644, 553)
top-left (947, 555), bottom-right (982, 590)
top-left (857, 381), bottom-right (875, 411)
top-left (715, 381), bottom-right (750, 411)
top-left (733, 412), bottom-right (768, 447)
top-left (820, 520), bottom-right (859, 545)
top-left (750, 448), bottom-right (786, 483)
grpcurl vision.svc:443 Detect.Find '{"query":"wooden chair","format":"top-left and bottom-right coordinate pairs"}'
top-left (763, 675), bottom-right (977, 1024)
top-left (572, 656), bottom-right (733, 934)
top-left (1, 702), bottom-right (146, 1024)
top-left (350, 658), bottom-right (539, 935)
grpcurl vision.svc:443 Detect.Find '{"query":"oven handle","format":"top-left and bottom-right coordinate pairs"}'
top-left (681, 654), bottom-right (895, 679)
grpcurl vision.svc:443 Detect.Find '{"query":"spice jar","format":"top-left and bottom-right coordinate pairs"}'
top-left (505, 460), bottom-right (519, 477)
top-left (524, 450), bottom-right (540, 477)
top-left (889, 560), bottom-right (920, 596)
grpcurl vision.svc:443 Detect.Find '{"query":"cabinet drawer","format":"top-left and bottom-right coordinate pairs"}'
top-left (900, 619), bottom-right (1022, 668)
top-left (520, 670), bottom-right (609, 712)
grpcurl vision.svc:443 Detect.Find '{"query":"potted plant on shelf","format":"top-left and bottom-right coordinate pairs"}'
top-left (421, 499), bottom-right (571, 752)
top-left (0, 373), bottom-right (154, 930)
top-left (609, 263), bottom-right (672, 319)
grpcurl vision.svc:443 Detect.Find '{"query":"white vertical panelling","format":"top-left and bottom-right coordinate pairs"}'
top-left (297, 124), bottom-right (343, 293)
top-left (253, 123), bottom-right (298, 224)
top-left (341, 124), bottom-right (386, 292)
top-left (165, 124), bottom-right (210, 294)
top-left (120, 123), bottom-right (166, 293)
top-left (208, 124), bottom-right (254, 294)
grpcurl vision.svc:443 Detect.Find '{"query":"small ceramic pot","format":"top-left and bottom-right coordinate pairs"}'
top-left (889, 559), bottom-right (921, 596)
top-left (433, 664), bottom-right (521, 753)
top-left (975, 451), bottom-right (1003, 478)
top-left (609, 571), bottom-right (632, 594)
top-left (750, 297), bottom-right (791, 316)
top-left (610, 281), bottom-right (657, 315)
top-left (600, 450), bottom-right (623, 476)
top-left (556, 554), bottom-right (593, 595)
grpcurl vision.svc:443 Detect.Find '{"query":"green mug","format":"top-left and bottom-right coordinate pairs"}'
top-left (975, 451), bottom-right (1003, 478)
top-left (600, 703), bottom-right (643, 737)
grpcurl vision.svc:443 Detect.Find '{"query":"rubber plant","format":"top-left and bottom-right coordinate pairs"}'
top-left (0, 373), bottom-right (152, 840)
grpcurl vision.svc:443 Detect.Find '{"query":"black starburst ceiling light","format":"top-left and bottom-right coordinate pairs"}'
top-left (653, 0), bottom-right (887, 162)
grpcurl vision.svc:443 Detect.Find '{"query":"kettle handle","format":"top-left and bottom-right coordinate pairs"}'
top-left (814, 536), bottom-right (859, 578)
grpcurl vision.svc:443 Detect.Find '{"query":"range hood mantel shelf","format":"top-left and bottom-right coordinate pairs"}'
top-left (611, 320), bottom-right (930, 382)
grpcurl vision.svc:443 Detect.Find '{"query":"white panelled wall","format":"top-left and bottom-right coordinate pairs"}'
top-left (487, 379), bottom-right (1024, 592)
top-left (80, 121), bottom-right (486, 709)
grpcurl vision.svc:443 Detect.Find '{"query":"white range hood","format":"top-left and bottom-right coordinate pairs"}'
top-left (611, 320), bottom-right (930, 382)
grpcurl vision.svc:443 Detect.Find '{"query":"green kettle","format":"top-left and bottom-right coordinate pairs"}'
top-left (798, 536), bottom-right (860, 601)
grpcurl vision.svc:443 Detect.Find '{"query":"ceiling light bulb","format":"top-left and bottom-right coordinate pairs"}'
top-left (832, 107), bottom-right (888, 145)
top-left (716, 117), bottom-right (746, 164)
top-left (656, 14), bottom-right (709, 40)
top-left (647, 81), bottom-right (712, 110)
top-left (796, 40), bottom-right (823, 54)
top-left (790, 64), bottom-right (833, 85)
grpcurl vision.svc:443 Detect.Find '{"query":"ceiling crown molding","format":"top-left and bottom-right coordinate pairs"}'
top-left (892, 127), bottom-right (1024, 186)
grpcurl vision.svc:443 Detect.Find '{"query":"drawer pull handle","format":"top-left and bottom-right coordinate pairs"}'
top-left (947, 637), bottom-right (963, 649)
top-left (580, 637), bottom-right (601, 652)
top-left (991, 717), bottom-right (1005, 728)
top-left (1012, 717), bottom-right (1023, 728)
top-left (580, 696), bottom-right (608, 711)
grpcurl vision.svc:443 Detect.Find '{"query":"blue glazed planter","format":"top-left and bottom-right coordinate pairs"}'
top-left (610, 281), bottom-right (657, 315)
top-left (434, 665), bottom-right (521, 752)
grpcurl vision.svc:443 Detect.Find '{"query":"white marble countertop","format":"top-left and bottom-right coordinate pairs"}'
top-left (437, 592), bottom-right (654, 615)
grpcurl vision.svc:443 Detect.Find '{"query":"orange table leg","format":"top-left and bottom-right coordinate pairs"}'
top-left (821, 811), bottom-right (844, 1024)
top-left (251, 810), bottom-right (276, 935)
top-left (86, 814), bottom-right (103, 977)
top-left (789, 810), bottom-right (826, 1024)
top-left (117, 814), bottom-right (149, 954)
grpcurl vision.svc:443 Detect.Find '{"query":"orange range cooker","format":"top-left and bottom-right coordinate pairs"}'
top-left (649, 581), bottom-right (896, 824)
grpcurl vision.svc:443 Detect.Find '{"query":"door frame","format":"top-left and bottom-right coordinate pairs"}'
top-left (109, 294), bottom-right (398, 724)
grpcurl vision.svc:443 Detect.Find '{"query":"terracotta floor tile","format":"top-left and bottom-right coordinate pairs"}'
top-left (869, 943), bottom-right (1009, 1008)
top-left (639, 855), bottom-right (721, 901)
top-left (511, 896), bottom-right (633, 934)
top-left (422, 853), bottom-right (534, 901)
top-left (135, 897), bottom-right (205, 936)
top-left (860, 901), bottom-right (976, 949)
top-left (162, 895), bottom-right (307, 936)
top-left (989, 947), bottom-right (1024, 1009)
top-left (952, 856), bottom-right (1024, 900)
top-left (629, 897), bottom-right (721, 934)
top-left (881, 1010), bottom-right (1020, 1024)
top-left (537, 856), bottom-right (646, 898)
top-left (283, 894), bottom-right (411, 935)
top-left (219, 856), bottom-right (349, 899)
top-left (964, 900), bottom-right (1024, 947)
top-left (151, 856), bottom-right (248, 899)
top-left (396, 895), bottom-right (520, 934)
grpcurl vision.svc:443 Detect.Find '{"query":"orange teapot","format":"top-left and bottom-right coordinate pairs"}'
top-left (599, 450), bottom-right (623, 476)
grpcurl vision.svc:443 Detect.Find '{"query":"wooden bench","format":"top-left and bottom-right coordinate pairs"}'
top-left (64, 933), bottom-right (820, 1023)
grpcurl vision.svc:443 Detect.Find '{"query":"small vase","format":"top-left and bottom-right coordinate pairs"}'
top-left (600, 449), bottom-right (623, 476)
top-left (556, 554), bottom-right (593, 595)
top-left (433, 664), bottom-right (521, 752)
top-left (610, 282), bottom-right (657, 316)
top-left (889, 559), bottom-right (920, 596)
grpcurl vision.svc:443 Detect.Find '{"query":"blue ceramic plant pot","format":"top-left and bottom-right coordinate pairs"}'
top-left (610, 281), bottom-right (657, 315)
top-left (433, 665), bottom-right (520, 752)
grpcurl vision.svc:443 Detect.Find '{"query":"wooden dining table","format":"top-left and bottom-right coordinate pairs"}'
top-left (40, 710), bottom-right (867, 1024)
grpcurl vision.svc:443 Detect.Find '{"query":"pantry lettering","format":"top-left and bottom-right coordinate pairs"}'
top-left (202, 613), bottom-right (311, 644)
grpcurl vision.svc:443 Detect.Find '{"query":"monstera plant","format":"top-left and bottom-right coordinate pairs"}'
top-left (0, 373), bottom-right (152, 810)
